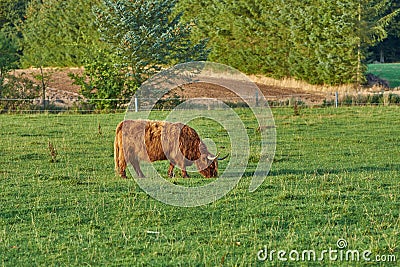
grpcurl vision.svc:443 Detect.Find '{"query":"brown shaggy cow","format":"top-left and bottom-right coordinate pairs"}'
top-left (114, 120), bottom-right (222, 178)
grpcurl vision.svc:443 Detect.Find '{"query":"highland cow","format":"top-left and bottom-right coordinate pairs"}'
top-left (114, 120), bottom-right (226, 178)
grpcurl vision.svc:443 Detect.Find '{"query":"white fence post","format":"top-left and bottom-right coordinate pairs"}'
top-left (335, 92), bottom-right (339, 108)
top-left (255, 90), bottom-right (259, 107)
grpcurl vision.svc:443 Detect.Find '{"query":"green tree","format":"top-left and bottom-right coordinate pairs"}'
top-left (21, 0), bottom-right (103, 67)
top-left (0, 32), bottom-right (19, 97)
top-left (0, 0), bottom-right (30, 36)
top-left (286, 1), bottom-right (362, 85)
top-left (69, 49), bottom-right (129, 110)
top-left (369, 36), bottom-right (400, 63)
top-left (71, 0), bottom-right (209, 110)
top-left (178, 0), bottom-right (399, 85)
top-left (20, 0), bottom-right (104, 108)
top-left (351, 0), bottom-right (400, 84)
top-left (95, 0), bottom-right (209, 85)
top-left (178, 0), bottom-right (297, 78)
top-left (367, 1), bottom-right (400, 62)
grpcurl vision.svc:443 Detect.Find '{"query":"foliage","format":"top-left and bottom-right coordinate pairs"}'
top-left (287, 1), bottom-right (361, 85)
top-left (21, 0), bottom-right (103, 67)
top-left (367, 63), bottom-right (400, 88)
top-left (153, 93), bottom-right (183, 110)
top-left (368, 36), bottom-right (400, 63)
top-left (69, 49), bottom-right (135, 110)
top-left (69, 0), bottom-right (209, 110)
top-left (3, 0), bottom-right (399, 87)
top-left (0, 0), bottom-right (30, 38)
top-left (94, 0), bottom-right (209, 85)
top-left (0, 32), bottom-right (19, 97)
top-left (0, 32), bottom-right (19, 76)
top-left (367, 0), bottom-right (400, 63)
top-left (0, 107), bottom-right (399, 265)
top-left (336, 92), bottom-right (400, 106)
top-left (0, 73), bottom-right (40, 112)
top-left (178, 0), bottom-right (400, 85)
top-left (388, 92), bottom-right (400, 103)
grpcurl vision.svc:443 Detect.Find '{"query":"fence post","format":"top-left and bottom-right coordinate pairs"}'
top-left (135, 96), bottom-right (138, 112)
top-left (335, 92), bottom-right (339, 108)
top-left (255, 90), bottom-right (259, 107)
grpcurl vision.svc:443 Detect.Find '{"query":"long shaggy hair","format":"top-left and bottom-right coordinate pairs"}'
top-left (114, 120), bottom-right (218, 178)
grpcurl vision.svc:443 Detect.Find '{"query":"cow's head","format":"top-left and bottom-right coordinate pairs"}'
top-left (196, 153), bottom-right (219, 178)
top-left (195, 141), bottom-right (229, 178)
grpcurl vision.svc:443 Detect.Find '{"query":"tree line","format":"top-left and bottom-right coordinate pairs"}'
top-left (0, 0), bottom-right (399, 107)
top-left (177, 0), bottom-right (400, 84)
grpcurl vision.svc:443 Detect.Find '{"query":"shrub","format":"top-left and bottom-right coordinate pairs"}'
top-left (0, 74), bottom-right (40, 112)
top-left (153, 94), bottom-right (183, 110)
top-left (367, 93), bottom-right (384, 105)
top-left (388, 93), bottom-right (400, 104)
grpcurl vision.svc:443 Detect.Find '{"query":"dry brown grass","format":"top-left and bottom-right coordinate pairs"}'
top-left (249, 75), bottom-right (364, 94)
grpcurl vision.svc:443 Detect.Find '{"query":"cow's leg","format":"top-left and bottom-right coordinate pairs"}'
top-left (135, 169), bottom-right (145, 178)
top-left (118, 152), bottom-right (127, 178)
top-left (120, 169), bottom-right (127, 179)
top-left (131, 158), bottom-right (145, 178)
top-left (178, 160), bottom-right (189, 178)
top-left (168, 163), bottom-right (175, 177)
top-left (181, 169), bottom-right (189, 178)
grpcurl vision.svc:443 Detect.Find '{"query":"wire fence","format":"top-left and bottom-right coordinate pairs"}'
top-left (1, 91), bottom-right (400, 114)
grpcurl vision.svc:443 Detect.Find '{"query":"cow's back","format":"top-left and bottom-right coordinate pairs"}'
top-left (122, 120), bottom-right (148, 161)
top-left (179, 125), bottom-right (201, 161)
top-left (123, 120), bottom-right (184, 162)
top-left (144, 120), bottom-right (170, 161)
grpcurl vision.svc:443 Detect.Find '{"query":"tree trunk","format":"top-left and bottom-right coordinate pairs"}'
top-left (40, 66), bottom-right (46, 109)
top-left (380, 47), bottom-right (385, 63)
top-left (356, 2), bottom-right (362, 89)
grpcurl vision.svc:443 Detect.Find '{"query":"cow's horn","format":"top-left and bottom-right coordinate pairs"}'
top-left (218, 154), bottom-right (229, 161)
top-left (207, 152), bottom-right (220, 161)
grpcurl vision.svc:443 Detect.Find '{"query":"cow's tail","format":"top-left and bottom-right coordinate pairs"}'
top-left (114, 121), bottom-right (126, 178)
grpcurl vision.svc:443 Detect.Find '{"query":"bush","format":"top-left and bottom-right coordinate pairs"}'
top-left (0, 74), bottom-right (40, 112)
top-left (387, 93), bottom-right (400, 104)
top-left (153, 94), bottom-right (184, 110)
top-left (367, 93), bottom-right (384, 105)
top-left (69, 50), bottom-right (136, 110)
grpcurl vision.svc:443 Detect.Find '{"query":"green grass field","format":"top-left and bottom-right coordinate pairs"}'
top-left (0, 107), bottom-right (399, 266)
top-left (368, 63), bottom-right (400, 88)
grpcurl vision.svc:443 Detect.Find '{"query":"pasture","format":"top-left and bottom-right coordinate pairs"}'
top-left (0, 106), bottom-right (399, 266)
top-left (368, 63), bottom-right (400, 88)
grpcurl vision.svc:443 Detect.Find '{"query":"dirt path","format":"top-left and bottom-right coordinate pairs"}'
top-left (9, 68), bottom-right (351, 107)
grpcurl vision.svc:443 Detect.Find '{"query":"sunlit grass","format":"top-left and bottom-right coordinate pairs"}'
top-left (368, 63), bottom-right (400, 88)
top-left (0, 107), bottom-right (399, 265)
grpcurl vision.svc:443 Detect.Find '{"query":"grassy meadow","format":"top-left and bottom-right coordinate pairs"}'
top-left (0, 106), bottom-right (399, 266)
top-left (368, 63), bottom-right (400, 88)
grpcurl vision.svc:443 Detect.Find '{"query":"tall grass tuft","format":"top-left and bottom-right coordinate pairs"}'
top-left (48, 141), bottom-right (58, 163)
